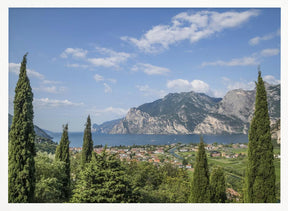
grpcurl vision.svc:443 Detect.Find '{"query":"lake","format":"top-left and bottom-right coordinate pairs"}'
top-left (51, 133), bottom-right (248, 147)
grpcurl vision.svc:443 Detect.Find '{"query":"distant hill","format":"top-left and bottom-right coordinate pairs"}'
top-left (109, 83), bottom-right (280, 135)
top-left (9, 114), bottom-right (53, 139)
top-left (93, 118), bottom-right (123, 134)
top-left (9, 114), bottom-right (57, 153)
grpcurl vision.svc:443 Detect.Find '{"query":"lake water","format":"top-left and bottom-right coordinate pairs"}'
top-left (51, 133), bottom-right (248, 147)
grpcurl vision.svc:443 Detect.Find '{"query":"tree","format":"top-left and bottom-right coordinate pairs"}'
top-left (55, 124), bottom-right (71, 200)
top-left (8, 53), bottom-right (36, 203)
top-left (244, 70), bottom-right (276, 203)
top-left (34, 152), bottom-right (66, 203)
top-left (81, 115), bottom-right (93, 166)
top-left (210, 166), bottom-right (227, 203)
top-left (190, 136), bottom-right (210, 203)
top-left (71, 150), bottom-right (133, 203)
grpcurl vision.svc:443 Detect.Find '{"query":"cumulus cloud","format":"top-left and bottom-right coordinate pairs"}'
top-left (132, 63), bottom-right (170, 75)
top-left (249, 29), bottom-right (280, 46)
top-left (167, 79), bottom-right (210, 93)
top-left (60, 48), bottom-right (88, 59)
top-left (122, 10), bottom-right (259, 53)
top-left (34, 98), bottom-right (84, 108)
top-left (263, 75), bottom-right (280, 85)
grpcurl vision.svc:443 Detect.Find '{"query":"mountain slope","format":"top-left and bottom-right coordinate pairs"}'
top-left (110, 83), bottom-right (280, 135)
top-left (92, 118), bottom-right (123, 134)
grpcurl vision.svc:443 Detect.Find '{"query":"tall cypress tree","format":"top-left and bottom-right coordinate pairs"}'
top-left (81, 115), bottom-right (93, 166)
top-left (8, 53), bottom-right (36, 202)
top-left (244, 70), bottom-right (276, 203)
top-left (190, 136), bottom-right (210, 203)
top-left (210, 166), bottom-right (227, 203)
top-left (55, 124), bottom-right (71, 201)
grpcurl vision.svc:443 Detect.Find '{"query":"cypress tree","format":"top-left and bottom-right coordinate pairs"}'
top-left (244, 70), bottom-right (276, 203)
top-left (8, 53), bottom-right (36, 203)
top-left (55, 124), bottom-right (71, 201)
top-left (210, 166), bottom-right (227, 203)
top-left (81, 115), bottom-right (93, 166)
top-left (190, 136), bottom-right (210, 203)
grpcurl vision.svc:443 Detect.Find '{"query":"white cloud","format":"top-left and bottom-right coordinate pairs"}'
top-left (42, 80), bottom-right (61, 84)
top-left (89, 106), bottom-right (128, 117)
top-left (191, 80), bottom-right (210, 93)
top-left (107, 78), bottom-right (117, 84)
top-left (260, 48), bottom-right (280, 57)
top-left (202, 48), bottom-right (279, 67)
top-left (249, 29), bottom-right (280, 46)
top-left (94, 74), bottom-right (104, 82)
top-left (167, 79), bottom-right (210, 93)
top-left (263, 75), bottom-right (280, 85)
top-left (9, 63), bottom-right (45, 80)
top-left (103, 83), bottom-right (112, 93)
top-left (202, 56), bottom-right (258, 67)
top-left (136, 85), bottom-right (167, 98)
top-left (34, 86), bottom-right (67, 94)
top-left (34, 98), bottom-right (84, 108)
top-left (60, 48), bottom-right (88, 59)
top-left (66, 63), bottom-right (89, 69)
top-left (222, 77), bottom-right (255, 91)
top-left (122, 10), bottom-right (259, 53)
top-left (87, 47), bottom-right (132, 68)
top-left (133, 63), bottom-right (170, 75)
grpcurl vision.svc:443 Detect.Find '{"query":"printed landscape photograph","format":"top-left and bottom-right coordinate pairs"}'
top-left (3, 2), bottom-right (288, 210)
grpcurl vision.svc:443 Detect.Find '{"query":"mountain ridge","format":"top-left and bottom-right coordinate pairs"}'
top-left (108, 83), bottom-right (280, 135)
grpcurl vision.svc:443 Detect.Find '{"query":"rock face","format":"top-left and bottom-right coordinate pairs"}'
top-left (93, 118), bottom-right (123, 134)
top-left (109, 83), bottom-right (280, 135)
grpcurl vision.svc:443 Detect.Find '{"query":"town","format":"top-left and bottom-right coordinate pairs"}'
top-left (69, 142), bottom-right (277, 170)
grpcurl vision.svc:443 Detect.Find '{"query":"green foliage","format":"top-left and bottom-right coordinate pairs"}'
top-left (210, 166), bottom-right (227, 203)
top-left (8, 53), bottom-right (36, 203)
top-left (190, 137), bottom-right (210, 203)
top-left (71, 150), bottom-right (133, 203)
top-left (81, 115), bottom-right (93, 166)
top-left (35, 138), bottom-right (57, 154)
top-left (155, 164), bottom-right (191, 203)
top-left (55, 124), bottom-right (71, 200)
top-left (34, 152), bottom-right (66, 202)
top-left (244, 70), bottom-right (276, 203)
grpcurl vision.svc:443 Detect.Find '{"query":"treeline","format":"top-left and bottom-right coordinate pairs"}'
top-left (8, 54), bottom-right (277, 203)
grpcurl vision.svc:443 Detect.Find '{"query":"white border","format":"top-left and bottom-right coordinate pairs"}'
top-left (1, 1), bottom-right (287, 211)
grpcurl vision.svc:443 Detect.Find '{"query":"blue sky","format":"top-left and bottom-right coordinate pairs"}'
top-left (9, 8), bottom-right (280, 132)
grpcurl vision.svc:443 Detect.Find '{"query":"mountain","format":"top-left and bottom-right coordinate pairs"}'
top-left (110, 83), bottom-right (280, 135)
top-left (9, 114), bottom-right (57, 153)
top-left (9, 114), bottom-right (53, 140)
top-left (93, 118), bottom-right (123, 134)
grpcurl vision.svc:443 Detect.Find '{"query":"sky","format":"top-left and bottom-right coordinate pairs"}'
top-left (8, 8), bottom-right (281, 132)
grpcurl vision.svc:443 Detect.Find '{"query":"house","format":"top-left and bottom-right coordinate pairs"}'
top-left (210, 151), bottom-right (221, 157)
top-left (226, 188), bottom-right (240, 201)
